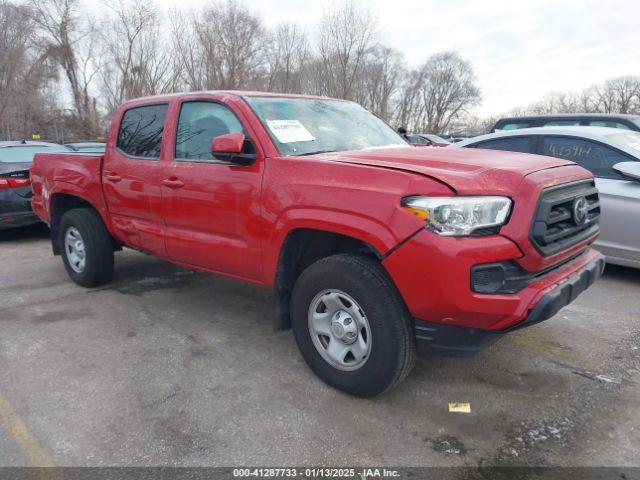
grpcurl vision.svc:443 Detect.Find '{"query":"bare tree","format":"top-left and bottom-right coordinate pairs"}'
top-left (509, 75), bottom-right (640, 118)
top-left (415, 52), bottom-right (481, 134)
top-left (0, 1), bottom-right (59, 140)
top-left (596, 76), bottom-right (640, 114)
top-left (577, 86), bottom-right (598, 113)
top-left (317, 0), bottom-right (377, 100)
top-left (28, 0), bottom-right (99, 136)
top-left (393, 70), bottom-right (423, 131)
top-left (529, 91), bottom-right (583, 115)
top-left (99, 0), bottom-right (179, 114)
top-left (265, 22), bottom-right (309, 93)
top-left (356, 46), bottom-right (404, 121)
top-left (175, 0), bottom-right (266, 90)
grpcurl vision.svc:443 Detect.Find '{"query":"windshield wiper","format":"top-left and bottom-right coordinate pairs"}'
top-left (296, 149), bottom-right (338, 156)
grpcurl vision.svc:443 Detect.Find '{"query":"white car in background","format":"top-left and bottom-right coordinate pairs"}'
top-left (453, 126), bottom-right (640, 268)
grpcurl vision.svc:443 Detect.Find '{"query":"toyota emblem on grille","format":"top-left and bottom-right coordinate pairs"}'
top-left (572, 197), bottom-right (589, 225)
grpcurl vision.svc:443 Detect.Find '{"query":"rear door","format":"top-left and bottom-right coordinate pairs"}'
top-left (160, 98), bottom-right (264, 280)
top-left (102, 103), bottom-right (168, 256)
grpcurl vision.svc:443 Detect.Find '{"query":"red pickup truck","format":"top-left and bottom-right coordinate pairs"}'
top-left (31, 91), bottom-right (604, 397)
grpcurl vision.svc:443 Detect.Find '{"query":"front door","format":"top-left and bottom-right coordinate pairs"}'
top-left (160, 99), bottom-right (264, 281)
top-left (102, 103), bottom-right (168, 256)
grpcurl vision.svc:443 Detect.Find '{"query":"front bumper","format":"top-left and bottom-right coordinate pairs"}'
top-left (412, 254), bottom-right (605, 357)
top-left (382, 228), bottom-right (605, 357)
top-left (382, 229), bottom-right (600, 330)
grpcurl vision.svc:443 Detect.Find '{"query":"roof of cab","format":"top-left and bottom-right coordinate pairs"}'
top-left (120, 90), bottom-right (345, 108)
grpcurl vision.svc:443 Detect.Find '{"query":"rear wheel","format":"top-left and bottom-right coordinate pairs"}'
top-left (291, 254), bottom-right (415, 397)
top-left (59, 208), bottom-right (114, 287)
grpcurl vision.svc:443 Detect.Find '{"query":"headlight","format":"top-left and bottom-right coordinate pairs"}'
top-left (401, 196), bottom-right (512, 236)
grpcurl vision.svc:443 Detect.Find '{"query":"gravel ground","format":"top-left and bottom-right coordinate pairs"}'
top-left (0, 224), bottom-right (639, 468)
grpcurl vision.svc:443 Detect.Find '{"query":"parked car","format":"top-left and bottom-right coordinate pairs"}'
top-left (31, 92), bottom-right (604, 396)
top-left (407, 133), bottom-right (450, 147)
top-left (0, 141), bottom-right (72, 230)
top-left (65, 141), bottom-right (106, 153)
top-left (453, 126), bottom-right (640, 268)
top-left (492, 114), bottom-right (640, 132)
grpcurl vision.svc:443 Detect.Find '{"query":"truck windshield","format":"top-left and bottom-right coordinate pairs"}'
top-left (0, 145), bottom-right (71, 163)
top-left (244, 96), bottom-right (409, 156)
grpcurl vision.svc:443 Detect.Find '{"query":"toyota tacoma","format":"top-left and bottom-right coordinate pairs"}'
top-left (30, 91), bottom-right (604, 397)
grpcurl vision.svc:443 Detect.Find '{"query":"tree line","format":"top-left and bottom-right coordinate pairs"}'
top-left (2, 0), bottom-right (639, 143)
top-left (516, 76), bottom-right (640, 116)
top-left (0, 0), bottom-right (482, 142)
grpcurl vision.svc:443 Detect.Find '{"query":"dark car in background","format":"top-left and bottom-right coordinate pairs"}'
top-left (0, 141), bottom-right (73, 230)
top-left (64, 141), bottom-right (106, 153)
top-left (407, 133), bottom-right (451, 147)
top-left (492, 114), bottom-right (640, 132)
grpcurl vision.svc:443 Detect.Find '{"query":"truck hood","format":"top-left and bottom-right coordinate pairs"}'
top-left (320, 147), bottom-right (575, 194)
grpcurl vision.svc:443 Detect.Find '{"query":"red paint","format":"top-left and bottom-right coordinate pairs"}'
top-left (212, 132), bottom-right (245, 154)
top-left (30, 91), bottom-right (601, 332)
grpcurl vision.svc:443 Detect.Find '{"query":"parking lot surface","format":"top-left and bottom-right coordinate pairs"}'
top-left (1, 225), bottom-right (639, 467)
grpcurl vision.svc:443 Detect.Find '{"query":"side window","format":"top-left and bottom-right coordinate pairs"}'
top-left (474, 136), bottom-right (535, 154)
top-left (499, 122), bottom-right (532, 131)
top-left (588, 120), bottom-right (631, 130)
top-left (542, 136), bottom-right (630, 179)
top-left (543, 120), bottom-right (581, 126)
top-left (117, 104), bottom-right (168, 158)
top-left (175, 101), bottom-right (253, 161)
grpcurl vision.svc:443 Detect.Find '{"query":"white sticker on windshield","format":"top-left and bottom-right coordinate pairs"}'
top-left (267, 120), bottom-right (315, 143)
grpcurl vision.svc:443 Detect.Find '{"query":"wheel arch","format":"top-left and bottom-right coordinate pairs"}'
top-left (49, 192), bottom-right (117, 255)
top-left (271, 227), bottom-right (384, 332)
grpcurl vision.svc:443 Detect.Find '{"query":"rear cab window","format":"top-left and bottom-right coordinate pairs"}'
top-left (117, 104), bottom-right (168, 159)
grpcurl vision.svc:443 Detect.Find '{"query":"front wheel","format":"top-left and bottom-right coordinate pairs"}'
top-left (59, 208), bottom-right (114, 287)
top-left (291, 254), bottom-right (416, 397)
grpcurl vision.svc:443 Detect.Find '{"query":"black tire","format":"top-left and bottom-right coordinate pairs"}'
top-left (291, 254), bottom-right (416, 397)
top-left (59, 208), bottom-right (114, 287)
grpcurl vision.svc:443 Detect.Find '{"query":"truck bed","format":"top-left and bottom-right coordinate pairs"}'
top-left (30, 152), bottom-right (106, 225)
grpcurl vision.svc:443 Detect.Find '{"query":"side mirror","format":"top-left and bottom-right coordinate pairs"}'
top-left (613, 162), bottom-right (640, 182)
top-left (211, 133), bottom-right (257, 166)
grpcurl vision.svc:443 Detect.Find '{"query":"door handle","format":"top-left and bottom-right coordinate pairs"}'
top-left (104, 173), bottom-right (121, 183)
top-left (163, 178), bottom-right (184, 188)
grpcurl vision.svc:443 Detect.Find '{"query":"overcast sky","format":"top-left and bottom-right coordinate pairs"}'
top-left (88, 0), bottom-right (640, 116)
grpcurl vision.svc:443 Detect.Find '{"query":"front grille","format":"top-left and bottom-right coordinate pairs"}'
top-left (530, 180), bottom-right (600, 256)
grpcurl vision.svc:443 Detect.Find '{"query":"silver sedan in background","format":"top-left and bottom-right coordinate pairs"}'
top-left (453, 127), bottom-right (640, 268)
